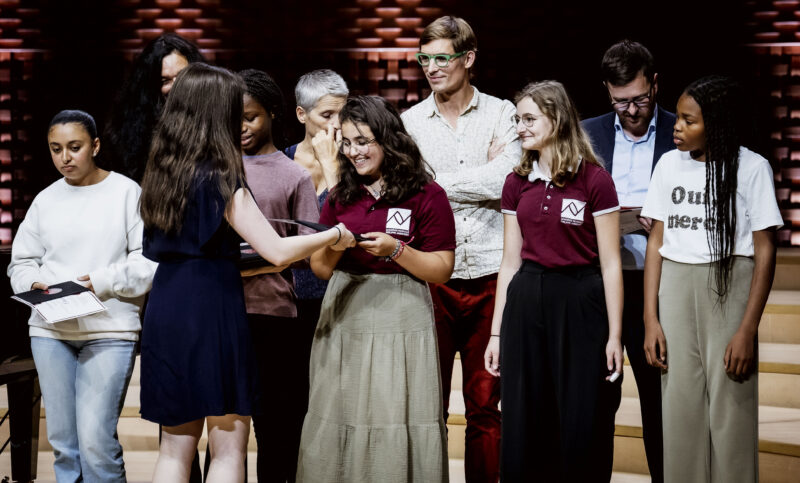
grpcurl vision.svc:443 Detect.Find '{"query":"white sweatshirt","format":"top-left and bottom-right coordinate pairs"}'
top-left (7, 172), bottom-right (157, 341)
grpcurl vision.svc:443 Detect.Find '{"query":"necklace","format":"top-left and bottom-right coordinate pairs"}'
top-left (366, 179), bottom-right (383, 199)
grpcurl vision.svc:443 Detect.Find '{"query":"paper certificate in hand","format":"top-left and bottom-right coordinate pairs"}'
top-left (619, 207), bottom-right (644, 235)
top-left (11, 280), bottom-right (107, 324)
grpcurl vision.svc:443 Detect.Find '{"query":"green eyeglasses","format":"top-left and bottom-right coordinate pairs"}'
top-left (415, 51), bottom-right (467, 68)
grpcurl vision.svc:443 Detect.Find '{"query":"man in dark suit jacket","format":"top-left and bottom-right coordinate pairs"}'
top-left (582, 40), bottom-right (674, 483)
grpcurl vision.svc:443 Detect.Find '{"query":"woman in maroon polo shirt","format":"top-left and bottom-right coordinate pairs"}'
top-left (483, 80), bottom-right (624, 482)
top-left (296, 96), bottom-right (455, 482)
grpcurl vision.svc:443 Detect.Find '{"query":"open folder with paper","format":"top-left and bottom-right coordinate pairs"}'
top-left (10, 280), bottom-right (107, 324)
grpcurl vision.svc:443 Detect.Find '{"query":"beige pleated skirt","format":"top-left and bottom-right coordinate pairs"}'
top-left (296, 270), bottom-right (449, 483)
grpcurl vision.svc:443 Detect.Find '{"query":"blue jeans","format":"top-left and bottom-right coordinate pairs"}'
top-left (31, 336), bottom-right (136, 483)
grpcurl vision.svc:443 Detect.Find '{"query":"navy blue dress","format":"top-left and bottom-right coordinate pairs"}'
top-left (140, 171), bottom-right (257, 426)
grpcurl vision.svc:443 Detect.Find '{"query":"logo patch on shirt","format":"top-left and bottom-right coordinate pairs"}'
top-left (561, 199), bottom-right (586, 226)
top-left (386, 208), bottom-right (412, 235)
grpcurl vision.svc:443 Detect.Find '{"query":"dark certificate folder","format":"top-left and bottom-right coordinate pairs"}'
top-left (10, 280), bottom-right (106, 323)
top-left (237, 219), bottom-right (369, 270)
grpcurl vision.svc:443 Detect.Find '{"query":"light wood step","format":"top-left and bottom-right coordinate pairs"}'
top-left (0, 450), bottom-right (260, 483)
top-left (614, 398), bottom-right (800, 483)
top-left (0, 449), bottom-right (653, 483)
top-left (7, 343), bottom-right (794, 418)
top-left (615, 396), bottom-right (800, 453)
top-left (610, 471), bottom-right (652, 482)
top-left (761, 290), bottom-right (800, 343)
top-left (0, 414), bottom-right (259, 453)
top-left (622, 342), bottom-right (800, 408)
top-left (774, 247), bottom-right (800, 291)
top-left (444, 390), bottom-right (800, 480)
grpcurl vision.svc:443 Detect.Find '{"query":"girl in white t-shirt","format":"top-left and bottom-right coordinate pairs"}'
top-left (641, 76), bottom-right (783, 482)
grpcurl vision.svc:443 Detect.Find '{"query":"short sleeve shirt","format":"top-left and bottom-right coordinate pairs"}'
top-left (320, 182), bottom-right (456, 275)
top-left (641, 147), bottom-right (784, 263)
top-left (501, 161), bottom-right (620, 268)
top-left (242, 151), bottom-right (319, 317)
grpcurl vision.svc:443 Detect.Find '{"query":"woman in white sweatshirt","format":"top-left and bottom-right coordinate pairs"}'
top-left (7, 110), bottom-right (156, 483)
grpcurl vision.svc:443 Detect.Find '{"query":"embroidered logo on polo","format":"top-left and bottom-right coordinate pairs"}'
top-left (561, 199), bottom-right (586, 226)
top-left (386, 208), bottom-right (412, 235)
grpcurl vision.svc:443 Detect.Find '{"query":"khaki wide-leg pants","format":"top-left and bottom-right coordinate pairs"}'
top-left (659, 257), bottom-right (758, 483)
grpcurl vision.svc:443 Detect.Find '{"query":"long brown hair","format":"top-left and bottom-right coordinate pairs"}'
top-left (140, 63), bottom-right (246, 233)
top-left (513, 80), bottom-right (601, 186)
top-left (331, 96), bottom-right (432, 206)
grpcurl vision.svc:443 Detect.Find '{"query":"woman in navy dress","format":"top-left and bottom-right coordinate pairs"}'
top-left (138, 63), bottom-right (355, 483)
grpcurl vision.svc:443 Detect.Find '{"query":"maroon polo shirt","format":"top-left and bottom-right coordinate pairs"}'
top-left (501, 162), bottom-right (619, 268)
top-left (320, 181), bottom-right (456, 275)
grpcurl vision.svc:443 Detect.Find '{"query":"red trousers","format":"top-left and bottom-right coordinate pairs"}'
top-left (430, 275), bottom-right (501, 483)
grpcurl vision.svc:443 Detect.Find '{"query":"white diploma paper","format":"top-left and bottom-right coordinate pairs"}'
top-left (11, 281), bottom-right (107, 324)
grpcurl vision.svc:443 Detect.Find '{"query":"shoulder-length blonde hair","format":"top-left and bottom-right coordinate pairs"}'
top-left (140, 63), bottom-right (246, 233)
top-left (513, 80), bottom-right (601, 186)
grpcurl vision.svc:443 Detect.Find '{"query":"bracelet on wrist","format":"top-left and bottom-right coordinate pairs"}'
top-left (391, 241), bottom-right (405, 261)
top-left (383, 239), bottom-right (401, 262)
top-left (383, 236), bottom-right (415, 262)
top-left (330, 226), bottom-right (342, 246)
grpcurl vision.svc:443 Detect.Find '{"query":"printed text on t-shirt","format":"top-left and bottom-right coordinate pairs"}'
top-left (666, 186), bottom-right (715, 231)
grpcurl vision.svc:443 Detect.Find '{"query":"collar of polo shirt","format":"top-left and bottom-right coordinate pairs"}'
top-left (527, 159), bottom-right (580, 183)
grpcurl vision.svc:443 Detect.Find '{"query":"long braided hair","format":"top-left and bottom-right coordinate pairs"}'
top-left (685, 76), bottom-right (744, 300)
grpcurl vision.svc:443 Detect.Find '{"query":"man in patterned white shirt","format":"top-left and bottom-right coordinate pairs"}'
top-left (401, 16), bottom-right (520, 483)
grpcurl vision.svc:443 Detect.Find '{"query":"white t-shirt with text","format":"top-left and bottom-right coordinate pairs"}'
top-left (641, 147), bottom-right (783, 264)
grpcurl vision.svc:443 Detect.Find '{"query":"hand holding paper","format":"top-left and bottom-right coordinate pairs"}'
top-left (619, 207), bottom-right (645, 235)
top-left (11, 280), bottom-right (107, 324)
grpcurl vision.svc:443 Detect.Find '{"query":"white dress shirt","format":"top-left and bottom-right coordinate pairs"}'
top-left (612, 108), bottom-right (658, 270)
top-left (401, 87), bottom-right (521, 279)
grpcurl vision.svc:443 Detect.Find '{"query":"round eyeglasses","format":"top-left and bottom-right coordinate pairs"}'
top-left (513, 114), bottom-right (536, 128)
top-left (339, 138), bottom-right (376, 154)
top-left (415, 51), bottom-right (467, 68)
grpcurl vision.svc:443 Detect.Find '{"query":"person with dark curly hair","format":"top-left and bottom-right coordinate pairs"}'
top-left (296, 96), bottom-right (455, 482)
top-left (105, 33), bottom-right (205, 183)
top-left (642, 76), bottom-right (783, 482)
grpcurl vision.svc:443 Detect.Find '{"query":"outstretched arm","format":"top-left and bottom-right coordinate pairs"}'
top-left (227, 188), bottom-right (354, 267)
